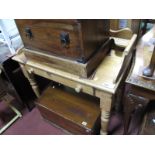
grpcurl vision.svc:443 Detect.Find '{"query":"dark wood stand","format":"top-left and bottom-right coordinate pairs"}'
top-left (0, 57), bottom-right (36, 110)
top-left (123, 26), bottom-right (155, 134)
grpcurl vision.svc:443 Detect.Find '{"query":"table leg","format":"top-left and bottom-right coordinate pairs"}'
top-left (100, 93), bottom-right (113, 135)
top-left (20, 64), bottom-right (40, 97)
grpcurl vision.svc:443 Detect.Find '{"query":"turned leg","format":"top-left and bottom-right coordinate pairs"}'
top-left (20, 64), bottom-right (40, 97)
top-left (99, 93), bottom-right (113, 135)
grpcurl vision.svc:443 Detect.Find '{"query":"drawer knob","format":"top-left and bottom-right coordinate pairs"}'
top-left (60, 32), bottom-right (70, 48)
top-left (28, 68), bottom-right (34, 74)
top-left (25, 27), bottom-right (33, 39)
top-left (75, 85), bottom-right (82, 93)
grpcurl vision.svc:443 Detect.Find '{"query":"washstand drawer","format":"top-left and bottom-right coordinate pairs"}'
top-left (26, 66), bottom-right (94, 96)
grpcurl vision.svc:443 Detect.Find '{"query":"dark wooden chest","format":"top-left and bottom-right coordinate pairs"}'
top-left (36, 84), bottom-right (101, 135)
top-left (15, 19), bottom-right (109, 63)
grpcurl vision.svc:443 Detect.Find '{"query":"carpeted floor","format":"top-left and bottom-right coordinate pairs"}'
top-left (3, 107), bottom-right (69, 135)
top-left (0, 99), bottom-right (139, 135)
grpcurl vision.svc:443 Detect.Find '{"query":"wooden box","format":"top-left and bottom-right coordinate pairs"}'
top-left (21, 38), bottom-right (114, 78)
top-left (15, 19), bottom-right (109, 63)
top-left (36, 84), bottom-right (101, 135)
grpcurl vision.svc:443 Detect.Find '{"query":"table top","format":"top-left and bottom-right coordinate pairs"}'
top-left (13, 36), bottom-right (136, 94)
top-left (126, 26), bottom-right (155, 91)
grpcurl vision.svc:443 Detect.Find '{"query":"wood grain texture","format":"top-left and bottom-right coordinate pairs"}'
top-left (13, 35), bottom-right (136, 94)
top-left (123, 85), bottom-right (150, 134)
top-left (23, 38), bottom-right (113, 78)
top-left (110, 28), bottom-right (133, 39)
top-left (95, 90), bottom-right (113, 134)
top-left (36, 84), bottom-right (101, 134)
top-left (126, 31), bottom-right (155, 91)
top-left (124, 26), bottom-right (155, 134)
top-left (12, 32), bottom-right (136, 134)
top-left (15, 19), bottom-right (109, 62)
top-left (110, 19), bottom-right (141, 34)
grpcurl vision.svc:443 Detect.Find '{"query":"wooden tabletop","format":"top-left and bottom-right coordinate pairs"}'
top-left (13, 36), bottom-right (136, 94)
top-left (126, 26), bottom-right (155, 91)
